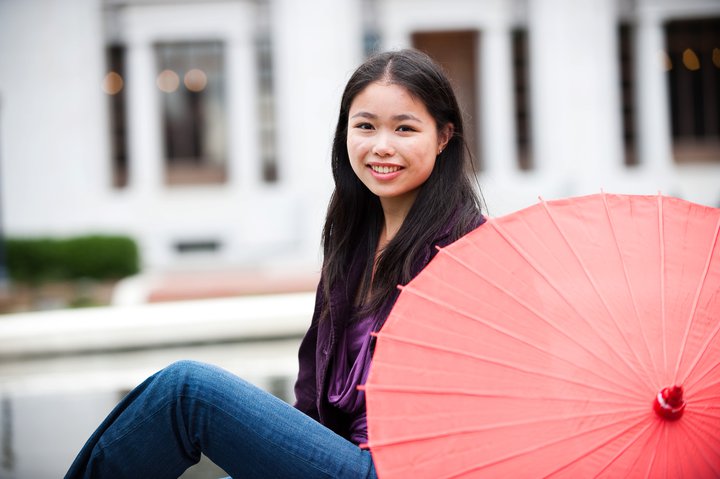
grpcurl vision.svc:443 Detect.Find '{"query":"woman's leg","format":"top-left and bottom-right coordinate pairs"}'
top-left (64, 360), bottom-right (376, 479)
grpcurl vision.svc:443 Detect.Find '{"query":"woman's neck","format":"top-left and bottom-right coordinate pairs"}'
top-left (359, 194), bottom-right (415, 306)
top-left (367, 200), bottom-right (408, 295)
top-left (379, 193), bottom-right (416, 247)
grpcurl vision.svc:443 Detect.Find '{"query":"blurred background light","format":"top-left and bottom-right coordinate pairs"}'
top-left (156, 69), bottom-right (180, 93)
top-left (184, 68), bottom-right (207, 92)
top-left (682, 48), bottom-right (700, 71)
top-left (101, 71), bottom-right (123, 95)
top-left (661, 50), bottom-right (673, 71)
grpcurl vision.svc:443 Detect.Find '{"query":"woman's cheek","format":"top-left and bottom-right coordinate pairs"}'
top-left (350, 138), bottom-right (370, 160)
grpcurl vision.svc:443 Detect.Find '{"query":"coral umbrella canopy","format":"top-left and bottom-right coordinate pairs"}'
top-left (363, 193), bottom-right (720, 478)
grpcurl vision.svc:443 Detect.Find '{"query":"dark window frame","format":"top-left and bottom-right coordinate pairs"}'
top-left (106, 44), bottom-right (129, 188)
top-left (155, 40), bottom-right (229, 186)
top-left (512, 28), bottom-right (533, 171)
top-left (618, 23), bottom-right (639, 166)
top-left (665, 17), bottom-right (720, 164)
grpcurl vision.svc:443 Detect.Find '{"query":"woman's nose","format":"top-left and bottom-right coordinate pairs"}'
top-left (372, 131), bottom-right (395, 157)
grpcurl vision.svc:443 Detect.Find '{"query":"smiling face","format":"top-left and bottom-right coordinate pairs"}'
top-left (347, 81), bottom-right (451, 216)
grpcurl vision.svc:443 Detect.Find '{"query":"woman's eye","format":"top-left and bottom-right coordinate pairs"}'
top-left (397, 125), bottom-right (416, 132)
top-left (354, 122), bottom-right (374, 130)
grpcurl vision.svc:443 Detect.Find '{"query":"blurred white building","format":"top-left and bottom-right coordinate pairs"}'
top-left (0, 0), bottom-right (719, 273)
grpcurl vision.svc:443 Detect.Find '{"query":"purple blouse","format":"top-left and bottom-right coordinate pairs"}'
top-left (327, 308), bottom-right (381, 444)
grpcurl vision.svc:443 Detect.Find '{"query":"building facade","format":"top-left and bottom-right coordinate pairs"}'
top-left (1, 0), bottom-right (718, 272)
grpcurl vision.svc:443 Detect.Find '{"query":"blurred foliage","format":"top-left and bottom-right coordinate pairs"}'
top-left (6, 235), bottom-right (140, 283)
top-left (68, 296), bottom-right (102, 309)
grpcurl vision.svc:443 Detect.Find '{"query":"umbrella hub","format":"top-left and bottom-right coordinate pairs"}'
top-left (653, 385), bottom-right (686, 421)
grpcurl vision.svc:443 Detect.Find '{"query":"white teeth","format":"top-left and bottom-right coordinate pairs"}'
top-left (371, 165), bottom-right (401, 174)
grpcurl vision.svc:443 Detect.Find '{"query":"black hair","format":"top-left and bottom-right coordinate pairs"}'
top-left (322, 48), bottom-right (483, 320)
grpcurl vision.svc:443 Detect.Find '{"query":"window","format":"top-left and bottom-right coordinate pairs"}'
top-left (174, 240), bottom-right (221, 254)
top-left (412, 31), bottom-right (482, 170)
top-left (103, 45), bottom-right (128, 188)
top-left (255, 1), bottom-right (279, 183)
top-left (664, 18), bottom-right (720, 163)
top-left (361, 0), bottom-right (381, 57)
top-left (512, 29), bottom-right (532, 171)
top-left (618, 23), bottom-right (638, 166)
top-left (155, 41), bottom-right (228, 185)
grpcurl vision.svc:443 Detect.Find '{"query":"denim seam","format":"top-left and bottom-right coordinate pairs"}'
top-left (186, 393), bottom-right (340, 479)
top-left (98, 399), bottom-right (176, 450)
top-left (92, 392), bottom-right (358, 478)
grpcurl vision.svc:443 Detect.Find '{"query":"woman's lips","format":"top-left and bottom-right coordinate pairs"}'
top-left (368, 164), bottom-right (403, 180)
top-left (370, 164), bottom-right (401, 174)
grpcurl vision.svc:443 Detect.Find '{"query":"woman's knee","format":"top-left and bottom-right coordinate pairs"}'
top-left (153, 360), bottom-right (251, 408)
top-left (163, 359), bottom-right (208, 376)
top-left (155, 360), bottom-right (212, 394)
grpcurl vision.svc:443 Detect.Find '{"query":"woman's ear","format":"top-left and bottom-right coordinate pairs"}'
top-left (437, 123), bottom-right (454, 155)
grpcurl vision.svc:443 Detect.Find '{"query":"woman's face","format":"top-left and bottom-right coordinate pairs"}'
top-left (346, 81), bottom-right (451, 213)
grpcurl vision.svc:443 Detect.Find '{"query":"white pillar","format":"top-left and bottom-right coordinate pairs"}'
top-left (528, 0), bottom-right (623, 194)
top-left (226, 35), bottom-right (258, 192)
top-left (634, 13), bottom-right (673, 178)
top-left (125, 40), bottom-right (163, 197)
top-left (479, 23), bottom-right (517, 179)
top-left (271, 0), bottom-right (364, 264)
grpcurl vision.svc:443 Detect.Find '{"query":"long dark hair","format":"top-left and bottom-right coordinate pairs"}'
top-left (322, 48), bottom-right (482, 320)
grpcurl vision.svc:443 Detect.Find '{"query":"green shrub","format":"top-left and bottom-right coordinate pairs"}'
top-left (6, 235), bottom-right (140, 283)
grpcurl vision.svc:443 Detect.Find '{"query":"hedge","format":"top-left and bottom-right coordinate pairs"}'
top-left (5, 235), bottom-right (140, 283)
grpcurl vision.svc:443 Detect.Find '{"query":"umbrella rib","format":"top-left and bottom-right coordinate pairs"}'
top-left (658, 194), bottom-right (669, 376)
top-left (537, 199), bottom-right (654, 388)
top-left (673, 213), bottom-right (720, 385)
top-left (660, 425), bottom-right (670, 479)
top-left (601, 192), bottom-right (661, 389)
top-left (640, 424), bottom-right (665, 479)
top-left (434, 412), bottom-right (649, 479)
top-left (678, 417), bottom-right (720, 477)
top-left (397, 281), bottom-right (639, 400)
top-left (686, 410), bottom-right (720, 438)
top-left (686, 411), bottom-right (720, 448)
top-left (687, 373), bottom-right (720, 401)
top-left (682, 319), bottom-right (720, 392)
top-left (484, 215), bottom-right (648, 389)
top-left (686, 407), bottom-right (720, 421)
top-left (363, 380), bottom-right (632, 405)
top-left (551, 419), bottom-right (656, 478)
top-left (367, 407), bottom-right (646, 449)
top-left (376, 331), bottom-right (638, 401)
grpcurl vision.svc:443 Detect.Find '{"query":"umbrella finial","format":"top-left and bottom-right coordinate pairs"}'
top-left (653, 385), bottom-right (686, 421)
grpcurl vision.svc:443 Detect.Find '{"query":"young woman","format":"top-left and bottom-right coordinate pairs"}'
top-left (65, 48), bottom-right (484, 479)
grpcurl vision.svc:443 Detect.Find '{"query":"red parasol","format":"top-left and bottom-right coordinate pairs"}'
top-left (363, 193), bottom-right (720, 478)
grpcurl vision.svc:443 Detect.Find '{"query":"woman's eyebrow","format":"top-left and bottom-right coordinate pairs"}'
top-left (350, 111), bottom-right (423, 122)
top-left (393, 113), bottom-right (423, 122)
top-left (350, 111), bottom-right (378, 120)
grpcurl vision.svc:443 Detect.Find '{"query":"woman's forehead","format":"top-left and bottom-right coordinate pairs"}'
top-left (349, 82), bottom-right (430, 118)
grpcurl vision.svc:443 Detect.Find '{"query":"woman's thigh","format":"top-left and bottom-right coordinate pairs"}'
top-left (67, 360), bottom-right (376, 479)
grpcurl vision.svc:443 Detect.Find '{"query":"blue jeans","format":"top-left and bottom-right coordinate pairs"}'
top-left (64, 360), bottom-right (377, 479)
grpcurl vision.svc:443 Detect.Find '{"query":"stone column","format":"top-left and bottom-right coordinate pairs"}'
top-left (270, 0), bottom-right (364, 264)
top-left (634, 12), bottom-right (673, 177)
top-left (125, 40), bottom-right (162, 196)
top-left (528, 0), bottom-right (623, 194)
top-left (225, 33), bottom-right (258, 192)
top-left (479, 22), bottom-right (517, 179)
